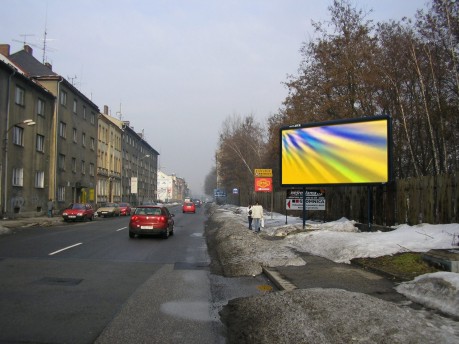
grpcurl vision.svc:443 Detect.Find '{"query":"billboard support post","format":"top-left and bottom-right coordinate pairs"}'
top-left (367, 186), bottom-right (373, 230)
top-left (302, 186), bottom-right (306, 229)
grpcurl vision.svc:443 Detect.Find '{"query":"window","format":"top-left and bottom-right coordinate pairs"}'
top-left (12, 126), bottom-right (24, 146)
top-left (83, 106), bottom-right (87, 119)
top-left (58, 186), bottom-right (65, 202)
top-left (35, 171), bottom-right (44, 188)
top-left (90, 112), bottom-right (95, 124)
top-left (12, 168), bottom-right (23, 186)
top-left (89, 163), bottom-right (95, 176)
top-left (15, 86), bottom-right (25, 105)
top-left (90, 137), bottom-right (95, 151)
top-left (73, 99), bottom-right (77, 113)
top-left (58, 154), bottom-right (66, 170)
top-left (36, 134), bottom-right (45, 152)
top-left (73, 128), bottom-right (77, 143)
top-left (82, 132), bottom-right (86, 147)
top-left (71, 158), bottom-right (77, 173)
top-left (60, 90), bottom-right (67, 106)
top-left (37, 98), bottom-right (45, 116)
top-left (81, 160), bottom-right (86, 174)
top-left (59, 122), bottom-right (66, 138)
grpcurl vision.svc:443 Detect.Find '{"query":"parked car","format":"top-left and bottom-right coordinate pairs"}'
top-left (97, 202), bottom-right (121, 217)
top-left (119, 202), bottom-right (132, 216)
top-left (62, 203), bottom-right (95, 222)
top-left (129, 205), bottom-right (175, 239)
top-left (182, 202), bottom-right (196, 213)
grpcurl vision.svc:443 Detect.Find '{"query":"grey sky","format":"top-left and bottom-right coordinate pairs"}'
top-left (1, 0), bottom-right (428, 196)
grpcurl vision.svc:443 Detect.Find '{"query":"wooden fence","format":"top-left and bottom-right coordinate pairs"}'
top-left (230, 172), bottom-right (458, 226)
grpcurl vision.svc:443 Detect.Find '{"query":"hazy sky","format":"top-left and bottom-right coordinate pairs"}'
top-left (1, 0), bottom-right (428, 196)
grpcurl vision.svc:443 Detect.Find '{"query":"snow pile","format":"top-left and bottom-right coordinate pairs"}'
top-left (396, 272), bottom-right (459, 318)
top-left (215, 204), bottom-right (459, 322)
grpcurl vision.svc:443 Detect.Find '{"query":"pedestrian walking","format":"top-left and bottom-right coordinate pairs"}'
top-left (247, 204), bottom-right (253, 230)
top-left (47, 199), bottom-right (54, 218)
top-left (251, 201), bottom-right (264, 233)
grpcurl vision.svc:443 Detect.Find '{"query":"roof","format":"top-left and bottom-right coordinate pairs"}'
top-left (0, 53), bottom-right (55, 98)
top-left (8, 49), bottom-right (57, 77)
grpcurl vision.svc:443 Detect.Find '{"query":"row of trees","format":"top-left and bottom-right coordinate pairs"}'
top-left (205, 0), bottom-right (458, 200)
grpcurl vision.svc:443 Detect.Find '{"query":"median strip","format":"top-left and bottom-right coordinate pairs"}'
top-left (48, 243), bottom-right (82, 256)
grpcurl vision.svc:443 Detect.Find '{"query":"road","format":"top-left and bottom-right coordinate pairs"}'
top-left (0, 204), bottom-right (274, 344)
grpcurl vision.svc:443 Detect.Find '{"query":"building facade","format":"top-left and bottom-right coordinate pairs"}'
top-left (0, 48), bottom-right (55, 217)
top-left (121, 122), bottom-right (158, 205)
top-left (1, 44), bottom-right (164, 215)
top-left (97, 106), bottom-right (122, 205)
top-left (8, 45), bottom-right (99, 210)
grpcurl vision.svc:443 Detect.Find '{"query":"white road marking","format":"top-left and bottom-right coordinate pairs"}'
top-left (49, 242), bottom-right (82, 256)
top-left (116, 227), bottom-right (127, 231)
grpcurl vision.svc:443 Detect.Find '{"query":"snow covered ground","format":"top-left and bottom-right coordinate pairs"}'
top-left (219, 204), bottom-right (459, 319)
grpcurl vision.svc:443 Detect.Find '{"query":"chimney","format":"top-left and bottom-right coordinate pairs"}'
top-left (0, 44), bottom-right (10, 57)
top-left (24, 45), bottom-right (33, 55)
top-left (104, 105), bottom-right (109, 115)
top-left (45, 62), bottom-right (52, 71)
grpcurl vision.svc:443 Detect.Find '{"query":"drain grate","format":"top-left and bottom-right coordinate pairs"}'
top-left (174, 262), bottom-right (209, 270)
top-left (36, 277), bottom-right (83, 286)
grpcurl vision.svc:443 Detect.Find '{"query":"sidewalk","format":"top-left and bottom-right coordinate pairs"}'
top-left (0, 215), bottom-right (65, 231)
top-left (263, 251), bottom-right (408, 304)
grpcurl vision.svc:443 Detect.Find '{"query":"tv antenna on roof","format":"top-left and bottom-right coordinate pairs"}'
top-left (19, 33), bottom-right (35, 45)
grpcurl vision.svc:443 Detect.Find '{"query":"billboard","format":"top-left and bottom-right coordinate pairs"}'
top-left (280, 116), bottom-right (392, 186)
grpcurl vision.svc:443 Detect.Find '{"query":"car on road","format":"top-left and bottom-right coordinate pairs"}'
top-left (62, 203), bottom-right (95, 222)
top-left (96, 202), bottom-right (121, 217)
top-left (182, 201), bottom-right (196, 213)
top-left (129, 205), bottom-right (175, 239)
top-left (119, 202), bottom-right (132, 216)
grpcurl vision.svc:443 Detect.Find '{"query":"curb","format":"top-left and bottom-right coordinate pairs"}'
top-left (262, 267), bottom-right (297, 292)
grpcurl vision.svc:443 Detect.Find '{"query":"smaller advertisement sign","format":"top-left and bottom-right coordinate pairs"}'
top-left (254, 169), bottom-right (273, 177)
top-left (286, 189), bottom-right (326, 210)
top-left (131, 177), bottom-right (138, 194)
top-left (255, 177), bottom-right (273, 192)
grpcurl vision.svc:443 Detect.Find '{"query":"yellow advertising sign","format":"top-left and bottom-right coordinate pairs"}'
top-left (254, 169), bottom-right (273, 177)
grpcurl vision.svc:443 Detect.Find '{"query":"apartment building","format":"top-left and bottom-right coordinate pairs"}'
top-left (97, 106), bottom-right (122, 205)
top-left (7, 45), bottom-right (99, 211)
top-left (1, 43), bottom-right (162, 215)
top-left (0, 47), bottom-right (55, 217)
top-left (121, 122), bottom-right (159, 205)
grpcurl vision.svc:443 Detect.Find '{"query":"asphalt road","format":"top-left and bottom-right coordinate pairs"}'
top-left (0, 204), bottom-right (274, 344)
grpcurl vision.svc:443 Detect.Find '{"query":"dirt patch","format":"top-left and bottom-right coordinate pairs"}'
top-left (352, 252), bottom-right (441, 281)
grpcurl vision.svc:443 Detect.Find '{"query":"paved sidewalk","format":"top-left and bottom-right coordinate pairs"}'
top-left (0, 216), bottom-right (66, 231)
top-left (263, 252), bottom-right (407, 304)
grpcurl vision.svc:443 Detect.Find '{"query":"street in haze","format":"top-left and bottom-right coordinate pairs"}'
top-left (0, 204), bottom-right (273, 344)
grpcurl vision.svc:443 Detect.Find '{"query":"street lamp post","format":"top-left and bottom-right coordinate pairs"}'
top-left (2, 119), bottom-right (36, 218)
top-left (136, 154), bottom-right (150, 205)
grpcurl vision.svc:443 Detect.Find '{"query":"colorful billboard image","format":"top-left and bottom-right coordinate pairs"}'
top-left (280, 116), bottom-right (392, 186)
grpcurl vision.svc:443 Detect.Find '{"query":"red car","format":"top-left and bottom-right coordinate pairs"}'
top-left (119, 202), bottom-right (132, 216)
top-left (129, 206), bottom-right (175, 239)
top-left (62, 203), bottom-right (95, 222)
top-left (182, 202), bottom-right (196, 213)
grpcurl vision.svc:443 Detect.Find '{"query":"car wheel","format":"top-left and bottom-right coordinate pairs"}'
top-left (129, 231), bottom-right (135, 238)
top-left (162, 228), bottom-right (169, 239)
top-left (170, 226), bottom-right (174, 236)
top-left (89, 214), bottom-right (94, 221)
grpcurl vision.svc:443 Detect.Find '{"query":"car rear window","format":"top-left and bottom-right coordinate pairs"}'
top-left (135, 207), bottom-right (162, 215)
